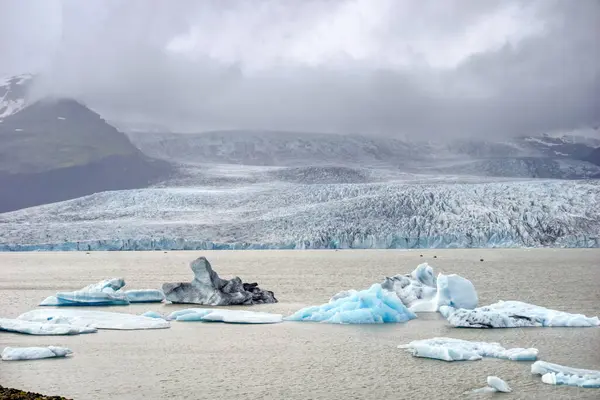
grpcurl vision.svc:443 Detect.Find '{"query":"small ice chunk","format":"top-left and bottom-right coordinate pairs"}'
top-left (17, 309), bottom-right (170, 330)
top-left (126, 289), bottom-right (165, 303)
top-left (399, 337), bottom-right (538, 362)
top-left (141, 311), bottom-right (164, 319)
top-left (286, 284), bottom-right (417, 324)
top-left (531, 361), bottom-right (600, 388)
top-left (447, 300), bottom-right (600, 328)
top-left (168, 308), bottom-right (282, 324)
top-left (2, 346), bottom-right (72, 361)
top-left (487, 376), bottom-right (512, 393)
top-left (0, 317), bottom-right (96, 335)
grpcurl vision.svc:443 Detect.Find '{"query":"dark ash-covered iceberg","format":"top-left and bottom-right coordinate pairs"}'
top-left (162, 257), bottom-right (277, 305)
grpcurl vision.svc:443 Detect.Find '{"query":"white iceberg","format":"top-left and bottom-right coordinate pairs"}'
top-left (398, 337), bottom-right (538, 362)
top-left (39, 277), bottom-right (130, 306)
top-left (531, 361), bottom-right (600, 388)
top-left (168, 309), bottom-right (283, 324)
top-left (286, 284), bottom-right (417, 324)
top-left (0, 317), bottom-right (96, 335)
top-left (472, 376), bottom-right (512, 394)
top-left (2, 346), bottom-right (72, 361)
top-left (446, 300), bottom-right (600, 328)
top-left (141, 311), bottom-right (165, 319)
top-left (381, 263), bottom-right (478, 312)
top-left (17, 309), bottom-right (170, 330)
top-left (126, 289), bottom-right (165, 303)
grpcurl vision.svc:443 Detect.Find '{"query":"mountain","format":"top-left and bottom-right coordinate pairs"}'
top-left (0, 73), bottom-right (32, 120)
top-left (585, 146), bottom-right (600, 167)
top-left (127, 129), bottom-right (600, 179)
top-left (0, 77), bottom-right (173, 212)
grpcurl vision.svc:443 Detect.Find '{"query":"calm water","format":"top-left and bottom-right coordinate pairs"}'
top-left (1, 249), bottom-right (599, 399)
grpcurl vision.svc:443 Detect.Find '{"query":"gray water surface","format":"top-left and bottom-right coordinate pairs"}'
top-left (1, 249), bottom-right (599, 399)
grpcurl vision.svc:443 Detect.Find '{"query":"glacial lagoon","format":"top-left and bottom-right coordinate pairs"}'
top-left (0, 249), bottom-right (599, 399)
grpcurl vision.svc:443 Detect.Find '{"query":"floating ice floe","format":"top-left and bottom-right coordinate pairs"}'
top-left (162, 257), bottom-right (277, 306)
top-left (445, 300), bottom-right (600, 328)
top-left (398, 337), bottom-right (538, 362)
top-left (2, 346), bottom-right (72, 361)
top-left (40, 277), bottom-right (129, 306)
top-left (472, 376), bottom-right (512, 393)
top-left (17, 309), bottom-right (170, 330)
top-left (125, 289), bottom-right (165, 303)
top-left (141, 311), bottom-right (165, 319)
top-left (381, 263), bottom-right (478, 312)
top-left (168, 309), bottom-right (283, 324)
top-left (531, 361), bottom-right (600, 388)
top-left (0, 317), bottom-right (96, 335)
top-left (286, 284), bottom-right (416, 324)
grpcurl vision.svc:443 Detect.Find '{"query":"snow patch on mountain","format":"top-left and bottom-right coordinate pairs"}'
top-left (0, 73), bottom-right (33, 120)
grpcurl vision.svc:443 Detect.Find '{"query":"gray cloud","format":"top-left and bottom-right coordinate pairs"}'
top-left (2, 0), bottom-right (599, 137)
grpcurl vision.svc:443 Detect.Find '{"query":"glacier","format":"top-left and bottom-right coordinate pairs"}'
top-left (446, 300), bottom-right (600, 328)
top-left (162, 257), bottom-right (277, 305)
top-left (0, 317), bottom-right (96, 335)
top-left (0, 180), bottom-right (599, 250)
top-left (531, 361), bottom-right (600, 388)
top-left (286, 284), bottom-right (417, 324)
top-left (17, 309), bottom-right (170, 330)
top-left (2, 346), bottom-right (72, 361)
top-left (398, 337), bottom-right (538, 362)
top-left (167, 309), bottom-right (283, 324)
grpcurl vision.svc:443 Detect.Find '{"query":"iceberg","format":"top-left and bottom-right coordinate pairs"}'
top-left (0, 317), bottom-right (96, 335)
top-left (126, 289), bottom-right (165, 303)
top-left (39, 277), bottom-right (130, 306)
top-left (381, 263), bottom-right (478, 312)
top-left (141, 311), bottom-right (165, 319)
top-left (531, 361), bottom-right (600, 388)
top-left (17, 309), bottom-right (170, 330)
top-left (398, 337), bottom-right (538, 361)
top-left (446, 300), bottom-right (600, 328)
top-left (472, 376), bottom-right (512, 393)
top-left (162, 257), bottom-right (277, 306)
top-left (2, 346), bottom-right (72, 361)
top-left (286, 284), bottom-right (416, 324)
top-left (167, 308), bottom-right (283, 324)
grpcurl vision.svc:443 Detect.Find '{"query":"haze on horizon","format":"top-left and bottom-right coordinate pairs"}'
top-left (1, 0), bottom-right (599, 138)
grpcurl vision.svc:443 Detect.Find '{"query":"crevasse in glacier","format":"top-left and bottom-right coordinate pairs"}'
top-left (445, 300), bottom-right (600, 328)
top-left (531, 361), bottom-right (600, 388)
top-left (398, 337), bottom-right (538, 362)
top-left (2, 346), bottom-right (72, 361)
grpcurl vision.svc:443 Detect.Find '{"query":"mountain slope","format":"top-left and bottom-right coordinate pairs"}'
top-left (0, 98), bottom-right (173, 212)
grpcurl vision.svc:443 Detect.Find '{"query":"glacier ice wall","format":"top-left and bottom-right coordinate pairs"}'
top-left (0, 180), bottom-right (599, 250)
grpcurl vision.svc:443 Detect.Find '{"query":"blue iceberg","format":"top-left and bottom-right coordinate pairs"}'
top-left (40, 277), bottom-right (130, 306)
top-left (168, 308), bottom-right (283, 324)
top-left (126, 289), bottom-right (165, 303)
top-left (0, 317), bottom-right (96, 335)
top-left (2, 346), bottom-right (73, 361)
top-left (446, 300), bottom-right (600, 328)
top-left (399, 337), bottom-right (538, 362)
top-left (141, 311), bottom-right (165, 319)
top-left (286, 284), bottom-right (417, 324)
top-left (531, 361), bottom-right (600, 388)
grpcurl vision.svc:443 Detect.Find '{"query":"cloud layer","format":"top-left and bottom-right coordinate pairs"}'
top-left (2, 0), bottom-right (599, 136)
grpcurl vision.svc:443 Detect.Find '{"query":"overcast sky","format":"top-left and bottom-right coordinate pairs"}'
top-left (1, 0), bottom-right (598, 136)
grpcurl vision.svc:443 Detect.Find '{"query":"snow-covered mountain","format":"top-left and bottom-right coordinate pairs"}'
top-left (1, 179), bottom-right (598, 249)
top-left (0, 73), bottom-right (33, 120)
